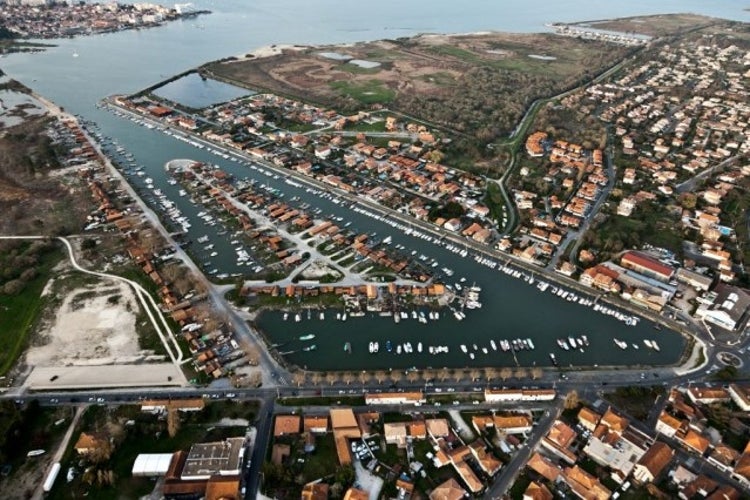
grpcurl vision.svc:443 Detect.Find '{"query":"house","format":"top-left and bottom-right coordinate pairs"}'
top-left (74, 432), bottom-right (108, 455)
top-left (426, 419), bottom-right (451, 439)
top-left (562, 465), bottom-right (611, 500)
top-left (274, 415), bottom-right (300, 437)
top-left (655, 411), bottom-right (683, 438)
top-left (541, 420), bottom-right (578, 464)
top-left (493, 414), bottom-right (533, 434)
top-left (632, 442), bottom-right (674, 484)
top-left (729, 384), bottom-right (750, 411)
top-left (526, 452), bottom-right (561, 482)
top-left (384, 423), bottom-right (409, 448)
top-left (429, 478), bottom-right (467, 500)
top-left (686, 387), bottom-right (730, 405)
top-left (578, 407), bottom-right (601, 432)
top-left (731, 441), bottom-right (750, 486)
top-left (343, 487), bottom-right (370, 500)
top-left (301, 481), bottom-right (329, 500)
top-left (523, 482), bottom-right (553, 500)
top-left (303, 416), bottom-right (329, 434)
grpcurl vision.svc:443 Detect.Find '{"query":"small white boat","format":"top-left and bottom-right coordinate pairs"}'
top-left (490, 340), bottom-right (497, 351)
top-left (460, 344), bottom-right (468, 353)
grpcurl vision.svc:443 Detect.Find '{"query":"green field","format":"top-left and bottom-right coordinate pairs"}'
top-left (0, 249), bottom-right (62, 376)
top-left (329, 79), bottom-right (395, 104)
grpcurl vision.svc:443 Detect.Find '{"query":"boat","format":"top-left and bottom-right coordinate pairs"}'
top-left (373, 342), bottom-right (379, 353)
top-left (27, 449), bottom-right (45, 457)
top-left (283, 312), bottom-right (288, 321)
top-left (651, 340), bottom-right (660, 352)
top-left (632, 343), bottom-right (639, 350)
top-left (302, 345), bottom-right (317, 352)
top-left (490, 340), bottom-right (497, 351)
top-left (299, 334), bottom-right (315, 341)
top-left (460, 345), bottom-right (468, 353)
top-left (369, 341), bottom-right (375, 353)
top-left (481, 347), bottom-right (488, 354)
top-left (397, 345), bottom-right (402, 354)
top-left (294, 314), bottom-right (301, 323)
top-left (469, 353), bottom-right (475, 360)
top-left (472, 344), bottom-right (478, 351)
top-left (344, 342), bottom-right (352, 353)
top-left (613, 339), bottom-right (628, 350)
top-left (526, 338), bottom-right (535, 350)
top-left (549, 353), bottom-right (558, 366)
top-left (319, 312), bottom-right (325, 320)
top-left (568, 336), bottom-right (578, 348)
top-left (644, 339), bottom-right (654, 349)
top-left (417, 342), bottom-right (423, 353)
top-left (341, 313), bottom-right (347, 322)
top-left (581, 335), bottom-right (589, 347)
top-left (386, 340), bottom-right (392, 352)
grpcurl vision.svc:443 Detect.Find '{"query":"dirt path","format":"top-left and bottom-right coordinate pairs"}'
top-left (31, 406), bottom-right (85, 500)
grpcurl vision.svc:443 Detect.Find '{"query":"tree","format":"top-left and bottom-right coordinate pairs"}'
top-left (469, 369), bottom-right (482, 382)
top-left (406, 371), bottom-right (419, 383)
top-left (439, 367), bottom-right (450, 382)
top-left (484, 367), bottom-right (498, 383)
top-left (342, 372), bottom-right (354, 385)
top-left (374, 370), bottom-right (387, 384)
top-left (530, 367), bottom-right (543, 380)
top-left (358, 371), bottom-right (370, 385)
top-left (500, 367), bottom-right (512, 381)
top-left (454, 369), bottom-right (466, 383)
top-left (167, 408), bottom-right (180, 438)
top-left (292, 372), bottom-right (306, 387)
top-left (390, 370), bottom-right (402, 385)
top-left (311, 372), bottom-right (323, 386)
top-left (326, 372), bottom-right (338, 386)
top-left (564, 390), bottom-right (580, 410)
top-left (514, 368), bottom-right (527, 380)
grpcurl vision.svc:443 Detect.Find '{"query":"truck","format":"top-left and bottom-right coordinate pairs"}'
top-left (43, 462), bottom-right (61, 492)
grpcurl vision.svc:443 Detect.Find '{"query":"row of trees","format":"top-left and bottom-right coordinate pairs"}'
top-left (290, 366), bottom-right (545, 387)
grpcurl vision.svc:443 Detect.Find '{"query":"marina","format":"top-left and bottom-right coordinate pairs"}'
top-left (5, 0), bottom-right (738, 373)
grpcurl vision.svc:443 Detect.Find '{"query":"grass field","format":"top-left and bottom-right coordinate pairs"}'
top-left (329, 80), bottom-right (395, 105)
top-left (0, 249), bottom-right (62, 376)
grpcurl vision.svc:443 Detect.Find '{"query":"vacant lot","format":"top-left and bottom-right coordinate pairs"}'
top-left (206, 32), bottom-right (630, 141)
top-left (25, 277), bottom-right (159, 368)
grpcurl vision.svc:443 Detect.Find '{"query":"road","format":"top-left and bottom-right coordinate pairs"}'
top-left (484, 398), bottom-right (564, 499)
top-left (0, 235), bottom-right (185, 368)
top-left (31, 405), bottom-right (85, 500)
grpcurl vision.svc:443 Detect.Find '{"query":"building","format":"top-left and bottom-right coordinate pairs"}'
top-left (493, 414), bottom-right (533, 434)
top-left (632, 442), bottom-right (674, 484)
top-left (274, 415), bottom-right (301, 437)
top-left (303, 416), bottom-right (329, 434)
top-left (343, 487), bottom-right (369, 500)
top-left (523, 482), bottom-right (553, 500)
top-left (302, 481), bottom-right (330, 500)
top-left (140, 399), bottom-right (205, 413)
top-left (729, 384), bottom-right (750, 411)
top-left (562, 465), bottom-right (611, 500)
top-left (675, 268), bottom-right (714, 292)
top-left (384, 423), bottom-right (409, 448)
top-left (74, 432), bottom-right (108, 455)
top-left (180, 437), bottom-right (245, 480)
top-left (132, 453), bottom-right (175, 477)
top-left (526, 452), bottom-right (561, 482)
top-left (541, 420), bottom-right (578, 464)
top-left (620, 251), bottom-right (675, 283)
top-left (484, 388), bottom-right (556, 402)
top-left (577, 407), bottom-right (601, 432)
top-left (695, 283), bottom-right (750, 332)
top-left (732, 441), bottom-right (750, 486)
top-left (686, 387), bottom-right (730, 405)
top-left (429, 478), bottom-right (467, 500)
top-left (330, 408), bottom-right (361, 465)
top-left (426, 419), bottom-right (451, 439)
top-left (364, 391), bottom-right (425, 405)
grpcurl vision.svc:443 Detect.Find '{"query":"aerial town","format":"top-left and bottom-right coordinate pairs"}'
top-left (1, 3), bottom-right (750, 500)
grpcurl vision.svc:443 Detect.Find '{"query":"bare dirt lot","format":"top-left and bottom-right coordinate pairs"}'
top-left (25, 279), bottom-right (160, 367)
top-left (580, 13), bottom-right (718, 38)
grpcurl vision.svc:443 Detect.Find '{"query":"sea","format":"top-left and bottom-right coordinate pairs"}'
top-left (1, 0), bottom-right (747, 370)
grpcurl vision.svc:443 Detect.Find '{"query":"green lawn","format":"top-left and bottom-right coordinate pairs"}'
top-left (339, 63), bottom-right (382, 75)
top-left (0, 249), bottom-right (62, 376)
top-left (329, 80), bottom-right (395, 105)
